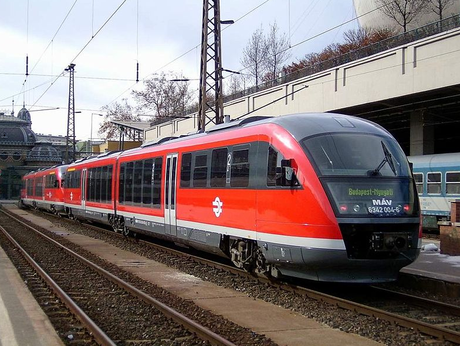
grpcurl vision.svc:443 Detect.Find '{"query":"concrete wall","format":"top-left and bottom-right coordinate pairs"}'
top-left (145, 27), bottom-right (460, 143)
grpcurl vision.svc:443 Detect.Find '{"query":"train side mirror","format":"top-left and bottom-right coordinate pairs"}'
top-left (409, 161), bottom-right (413, 173)
top-left (281, 159), bottom-right (296, 186)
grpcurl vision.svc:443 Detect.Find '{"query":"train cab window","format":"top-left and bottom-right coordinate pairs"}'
top-left (231, 148), bottom-right (250, 187)
top-left (180, 153), bottom-right (192, 187)
top-left (267, 146), bottom-right (284, 186)
top-left (211, 148), bottom-right (228, 187)
top-left (427, 172), bottom-right (442, 194)
top-left (446, 172), bottom-right (460, 194)
top-left (413, 173), bottom-right (424, 195)
top-left (193, 154), bottom-right (208, 187)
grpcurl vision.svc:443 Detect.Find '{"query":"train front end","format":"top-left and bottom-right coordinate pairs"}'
top-left (273, 114), bottom-right (421, 282)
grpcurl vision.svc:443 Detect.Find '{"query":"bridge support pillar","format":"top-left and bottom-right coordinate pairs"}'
top-left (410, 110), bottom-right (434, 155)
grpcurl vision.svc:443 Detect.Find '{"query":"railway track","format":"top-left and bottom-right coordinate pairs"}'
top-left (0, 209), bottom-right (239, 346)
top-left (6, 206), bottom-right (460, 345)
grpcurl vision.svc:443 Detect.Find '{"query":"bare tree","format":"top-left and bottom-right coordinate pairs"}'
top-left (240, 27), bottom-right (267, 88)
top-left (376, 0), bottom-right (428, 32)
top-left (98, 99), bottom-right (139, 140)
top-left (428, 0), bottom-right (455, 22)
top-left (132, 72), bottom-right (194, 121)
top-left (225, 73), bottom-right (245, 96)
top-left (263, 22), bottom-right (291, 85)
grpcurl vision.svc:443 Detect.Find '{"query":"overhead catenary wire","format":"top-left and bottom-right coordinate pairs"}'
top-left (21, 0), bottom-right (128, 110)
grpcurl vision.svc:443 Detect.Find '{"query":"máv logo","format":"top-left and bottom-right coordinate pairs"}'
top-left (212, 197), bottom-right (223, 217)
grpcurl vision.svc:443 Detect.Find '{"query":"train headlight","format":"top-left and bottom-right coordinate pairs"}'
top-left (403, 204), bottom-right (410, 213)
top-left (353, 204), bottom-right (360, 213)
top-left (339, 205), bottom-right (348, 212)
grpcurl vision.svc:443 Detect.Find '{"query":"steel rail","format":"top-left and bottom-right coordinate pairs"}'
top-left (84, 222), bottom-right (460, 344)
top-left (370, 285), bottom-right (460, 317)
top-left (0, 209), bottom-right (236, 346)
top-left (0, 224), bottom-right (116, 346)
top-left (14, 207), bottom-right (460, 344)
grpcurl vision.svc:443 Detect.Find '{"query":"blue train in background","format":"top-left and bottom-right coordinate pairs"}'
top-left (409, 153), bottom-right (460, 230)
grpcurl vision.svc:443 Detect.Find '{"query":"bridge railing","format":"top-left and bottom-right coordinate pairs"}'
top-left (222, 14), bottom-right (460, 104)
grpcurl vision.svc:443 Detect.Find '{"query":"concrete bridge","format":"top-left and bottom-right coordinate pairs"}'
top-left (145, 23), bottom-right (460, 156)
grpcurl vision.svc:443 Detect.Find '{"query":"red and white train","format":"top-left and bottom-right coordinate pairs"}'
top-left (21, 164), bottom-right (68, 214)
top-left (21, 113), bottom-right (421, 282)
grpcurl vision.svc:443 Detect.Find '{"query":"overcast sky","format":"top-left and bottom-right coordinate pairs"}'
top-left (0, 0), bottom-right (358, 140)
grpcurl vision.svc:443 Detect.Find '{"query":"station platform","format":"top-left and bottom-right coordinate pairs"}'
top-left (402, 239), bottom-right (460, 284)
top-left (0, 244), bottom-right (63, 346)
top-left (1, 203), bottom-right (459, 345)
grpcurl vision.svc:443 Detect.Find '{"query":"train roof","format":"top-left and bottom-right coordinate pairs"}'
top-left (261, 112), bottom-right (391, 141)
top-left (408, 152), bottom-right (460, 168)
top-left (137, 112), bottom-right (392, 152)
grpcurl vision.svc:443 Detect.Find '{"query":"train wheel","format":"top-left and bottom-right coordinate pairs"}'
top-left (122, 225), bottom-right (131, 237)
top-left (230, 239), bottom-right (255, 272)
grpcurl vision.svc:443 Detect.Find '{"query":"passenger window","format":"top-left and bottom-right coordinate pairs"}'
top-left (427, 172), bottom-right (441, 194)
top-left (180, 153), bottom-right (192, 187)
top-left (152, 157), bottom-right (163, 208)
top-left (133, 160), bottom-right (143, 204)
top-left (142, 159), bottom-right (153, 206)
top-left (125, 162), bottom-right (134, 203)
top-left (193, 154), bottom-right (208, 187)
top-left (231, 149), bottom-right (250, 187)
top-left (107, 166), bottom-right (113, 201)
top-left (211, 148), bottom-right (228, 187)
top-left (119, 164), bottom-right (125, 203)
top-left (446, 172), bottom-right (460, 195)
top-left (413, 173), bottom-right (423, 195)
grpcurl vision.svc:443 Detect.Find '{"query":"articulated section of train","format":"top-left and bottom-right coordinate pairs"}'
top-left (21, 113), bottom-right (421, 283)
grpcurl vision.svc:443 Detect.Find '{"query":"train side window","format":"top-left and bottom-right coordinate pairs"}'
top-left (427, 172), bottom-right (441, 194)
top-left (193, 154), bottom-right (208, 188)
top-left (101, 166), bottom-right (108, 202)
top-left (211, 148), bottom-right (228, 187)
top-left (107, 166), bottom-right (113, 201)
top-left (125, 162), bottom-right (134, 203)
top-left (180, 153), bottom-right (192, 187)
top-left (119, 163), bottom-right (125, 203)
top-left (133, 160), bottom-right (143, 204)
top-left (446, 172), bottom-right (460, 195)
top-left (95, 167), bottom-right (102, 202)
top-left (142, 159), bottom-right (153, 206)
top-left (413, 173), bottom-right (424, 195)
top-left (152, 157), bottom-right (163, 208)
top-left (231, 149), bottom-right (250, 187)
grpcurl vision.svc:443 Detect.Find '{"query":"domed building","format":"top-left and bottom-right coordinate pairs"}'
top-left (0, 107), bottom-right (64, 199)
top-left (353, 0), bottom-right (460, 32)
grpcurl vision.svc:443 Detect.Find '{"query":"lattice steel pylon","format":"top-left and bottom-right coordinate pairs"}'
top-left (65, 63), bottom-right (76, 163)
top-left (198, 0), bottom-right (224, 131)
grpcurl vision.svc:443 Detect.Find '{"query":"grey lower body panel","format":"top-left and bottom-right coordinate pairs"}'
top-left (260, 240), bottom-right (420, 282)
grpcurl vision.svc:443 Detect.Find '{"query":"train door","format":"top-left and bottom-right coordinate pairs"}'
top-left (164, 153), bottom-right (178, 236)
top-left (82, 169), bottom-right (87, 209)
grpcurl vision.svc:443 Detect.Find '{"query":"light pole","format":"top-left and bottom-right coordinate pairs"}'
top-left (90, 113), bottom-right (104, 154)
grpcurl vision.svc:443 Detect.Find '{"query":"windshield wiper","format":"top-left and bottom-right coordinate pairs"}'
top-left (368, 141), bottom-right (397, 176)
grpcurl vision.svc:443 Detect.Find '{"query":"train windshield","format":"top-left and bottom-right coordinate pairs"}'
top-left (303, 133), bottom-right (417, 217)
top-left (302, 133), bottom-right (410, 177)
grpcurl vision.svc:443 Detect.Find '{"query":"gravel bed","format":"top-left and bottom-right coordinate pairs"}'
top-left (24, 210), bottom-right (457, 345)
top-left (1, 210), bottom-right (276, 346)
